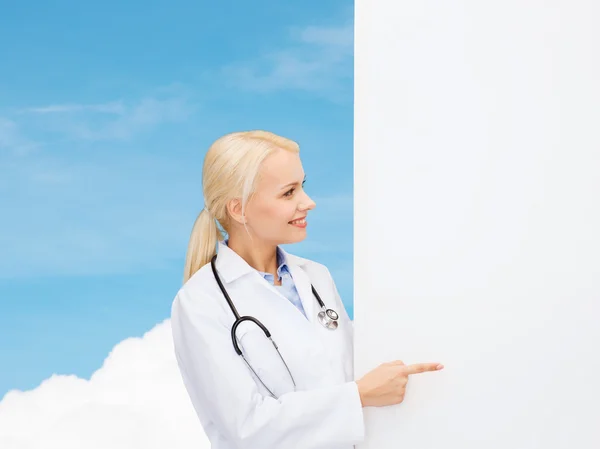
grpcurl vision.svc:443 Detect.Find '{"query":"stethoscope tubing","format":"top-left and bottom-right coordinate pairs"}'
top-left (209, 252), bottom-right (338, 398)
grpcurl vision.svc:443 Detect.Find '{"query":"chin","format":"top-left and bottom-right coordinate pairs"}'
top-left (281, 232), bottom-right (307, 245)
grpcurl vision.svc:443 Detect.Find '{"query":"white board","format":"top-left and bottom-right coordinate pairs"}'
top-left (354, 1), bottom-right (600, 447)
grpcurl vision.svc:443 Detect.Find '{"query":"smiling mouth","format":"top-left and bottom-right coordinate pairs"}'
top-left (289, 217), bottom-right (307, 225)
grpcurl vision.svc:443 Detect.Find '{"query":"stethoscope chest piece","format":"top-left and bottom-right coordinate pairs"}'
top-left (317, 308), bottom-right (339, 330)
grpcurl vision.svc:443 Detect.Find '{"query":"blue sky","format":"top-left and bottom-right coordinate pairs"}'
top-left (0, 1), bottom-right (354, 399)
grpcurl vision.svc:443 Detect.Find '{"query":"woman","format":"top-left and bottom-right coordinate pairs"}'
top-left (171, 130), bottom-right (444, 449)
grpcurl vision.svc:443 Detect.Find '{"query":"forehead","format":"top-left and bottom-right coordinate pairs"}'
top-left (257, 149), bottom-right (304, 187)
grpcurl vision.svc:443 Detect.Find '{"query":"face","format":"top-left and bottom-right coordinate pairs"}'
top-left (232, 149), bottom-right (316, 246)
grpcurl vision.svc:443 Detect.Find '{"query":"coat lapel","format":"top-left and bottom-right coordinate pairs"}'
top-left (280, 249), bottom-right (317, 325)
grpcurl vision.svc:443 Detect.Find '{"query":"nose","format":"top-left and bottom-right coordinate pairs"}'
top-left (299, 192), bottom-right (316, 211)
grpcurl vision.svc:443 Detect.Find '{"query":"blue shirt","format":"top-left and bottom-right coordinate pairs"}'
top-left (223, 240), bottom-right (307, 318)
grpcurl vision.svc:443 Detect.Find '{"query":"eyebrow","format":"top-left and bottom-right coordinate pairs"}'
top-left (280, 174), bottom-right (306, 190)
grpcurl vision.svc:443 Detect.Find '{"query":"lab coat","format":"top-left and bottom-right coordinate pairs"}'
top-left (171, 240), bottom-right (365, 449)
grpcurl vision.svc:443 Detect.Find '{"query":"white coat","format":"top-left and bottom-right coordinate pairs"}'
top-left (171, 240), bottom-right (365, 449)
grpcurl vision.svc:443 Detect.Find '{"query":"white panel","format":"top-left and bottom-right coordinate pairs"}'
top-left (354, 1), bottom-right (600, 447)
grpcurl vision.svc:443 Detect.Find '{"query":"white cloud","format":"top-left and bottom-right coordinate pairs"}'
top-left (0, 320), bottom-right (210, 449)
top-left (221, 19), bottom-right (353, 100)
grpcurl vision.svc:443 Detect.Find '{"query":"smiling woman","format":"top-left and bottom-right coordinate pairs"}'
top-left (182, 130), bottom-right (315, 281)
top-left (170, 130), bottom-right (443, 449)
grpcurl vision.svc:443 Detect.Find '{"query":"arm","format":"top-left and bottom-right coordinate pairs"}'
top-left (171, 289), bottom-right (365, 449)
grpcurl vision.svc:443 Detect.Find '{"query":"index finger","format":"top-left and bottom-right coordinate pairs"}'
top-left (403, 363), bottom-right (444, 375)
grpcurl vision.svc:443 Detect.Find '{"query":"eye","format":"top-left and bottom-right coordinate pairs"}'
top-left (283, 180), bottom-right (306, 198)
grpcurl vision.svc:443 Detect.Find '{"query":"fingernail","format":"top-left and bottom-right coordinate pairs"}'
top-left (436, 364), bottom-right (444, 370)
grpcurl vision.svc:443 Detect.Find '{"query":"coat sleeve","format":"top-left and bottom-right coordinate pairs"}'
top-left (170, 288), bottom-right (366, 449)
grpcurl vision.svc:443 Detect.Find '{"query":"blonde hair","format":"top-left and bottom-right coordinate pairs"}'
top-left (182, 130), bottom-right (300, 284)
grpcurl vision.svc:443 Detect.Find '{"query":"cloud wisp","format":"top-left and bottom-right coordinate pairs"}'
top-left (17, 95), bottom-right (194, 142)
top-left (20, 102), bottom-right (126, 115)
top-left (0, 118), bottom-right (41, 155)
top-left (221, 19), bottom-right (353, 101)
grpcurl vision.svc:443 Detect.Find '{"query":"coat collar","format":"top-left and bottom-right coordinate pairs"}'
top-left (214, 240), bottom-right (318, 324)
top-left (214, 239), bottom-right (309, 284)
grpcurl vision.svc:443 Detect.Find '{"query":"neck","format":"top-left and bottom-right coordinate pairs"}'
top-left (227, 234), bottom-right (279, 276)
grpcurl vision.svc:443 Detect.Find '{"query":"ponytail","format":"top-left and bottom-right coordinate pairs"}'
top-left (182, 208), bottom-right (222, 284)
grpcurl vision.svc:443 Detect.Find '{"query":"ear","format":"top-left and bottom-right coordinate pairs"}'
top-left (226, 198), bottom-right (246, 224)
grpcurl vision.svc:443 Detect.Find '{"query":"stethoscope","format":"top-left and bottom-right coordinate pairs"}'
top-left (209, 253), bottom-right (339, 398)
